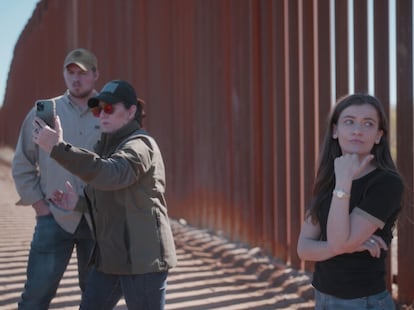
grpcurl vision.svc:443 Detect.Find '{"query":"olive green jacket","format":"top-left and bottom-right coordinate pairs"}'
top-left (51, 121), bottom-right (176, 275)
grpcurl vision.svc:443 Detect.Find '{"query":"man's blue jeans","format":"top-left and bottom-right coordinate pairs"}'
top-left (80, 268), bottom-right (168, 310)
top-left (18, 214), bottom-right (93, 310)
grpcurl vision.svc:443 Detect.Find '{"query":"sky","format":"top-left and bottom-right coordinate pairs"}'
top-left (0, 0), bottom-right (39, 107)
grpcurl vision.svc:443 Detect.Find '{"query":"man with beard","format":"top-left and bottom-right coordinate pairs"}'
top-left (12, 48), bottom-right (102, 309)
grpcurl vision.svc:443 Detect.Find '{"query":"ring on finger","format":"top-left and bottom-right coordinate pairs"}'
top-left (369, 238), bottom-right (376, 244)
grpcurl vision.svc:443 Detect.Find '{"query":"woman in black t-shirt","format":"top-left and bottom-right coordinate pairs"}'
top-left (297, 93), bottom-right (404, 309)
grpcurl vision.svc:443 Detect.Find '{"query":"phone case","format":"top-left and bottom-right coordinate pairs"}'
top-left (35, 100), bottom-right (56, 128)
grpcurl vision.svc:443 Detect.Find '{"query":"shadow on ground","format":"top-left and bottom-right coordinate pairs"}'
top-left (0, 147), bottom-right (314, 309)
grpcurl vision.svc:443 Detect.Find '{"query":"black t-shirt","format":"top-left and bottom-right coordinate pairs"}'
top-left (312, 168), bottom-right (403, 299)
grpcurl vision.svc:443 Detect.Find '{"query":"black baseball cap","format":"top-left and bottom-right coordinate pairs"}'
top-left (88, 80), bottom-right (138, 108)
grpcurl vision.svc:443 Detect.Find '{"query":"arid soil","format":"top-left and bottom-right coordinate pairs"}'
top-left (0, 146), bottom-right (410, 309)
top-left (0, 147), bottom-right (314, 309)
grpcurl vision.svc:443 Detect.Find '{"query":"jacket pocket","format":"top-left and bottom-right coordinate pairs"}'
top-left (154, 208), bottom-right (166, 268)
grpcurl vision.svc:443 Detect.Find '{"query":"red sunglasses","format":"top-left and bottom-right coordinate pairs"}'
top-left (91, 103), bottom-right (115, 117)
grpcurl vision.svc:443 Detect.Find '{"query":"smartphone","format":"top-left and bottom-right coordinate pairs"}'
top-left (35, 99), bottom-right (56, 128)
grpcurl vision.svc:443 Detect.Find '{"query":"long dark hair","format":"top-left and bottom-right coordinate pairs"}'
top-left (308, 93), bottom-right (400, 224)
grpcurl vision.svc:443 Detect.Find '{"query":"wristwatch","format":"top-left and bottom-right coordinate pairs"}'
top-left (332, 189), bottom-right (350, 199)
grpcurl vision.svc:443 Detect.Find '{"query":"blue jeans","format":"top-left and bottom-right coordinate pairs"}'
top-left (18, 215), bottom-right (93, 310)
top-left (315, 289), bottom-right (395, 310)
top-left (80, 268), bottom-right (168, 310)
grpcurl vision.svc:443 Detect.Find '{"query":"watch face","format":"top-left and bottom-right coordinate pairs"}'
top-left (333, 189), bottom-right (349, 199)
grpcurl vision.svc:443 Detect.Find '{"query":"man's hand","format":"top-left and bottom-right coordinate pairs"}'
top-left (32, 199), bottom-right (51, 216)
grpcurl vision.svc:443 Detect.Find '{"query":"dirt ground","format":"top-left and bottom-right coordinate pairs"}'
top-left (0, 147), bottom-right (314, 309)
top-left (0, 146), bottom-right (410, 309)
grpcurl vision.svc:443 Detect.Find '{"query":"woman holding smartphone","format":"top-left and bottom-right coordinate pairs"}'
top-left (33, 79), bottom-right (176, 310)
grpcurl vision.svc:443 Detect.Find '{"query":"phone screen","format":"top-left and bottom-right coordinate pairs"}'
top-left (35, 100), bottom-right (56, 128)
